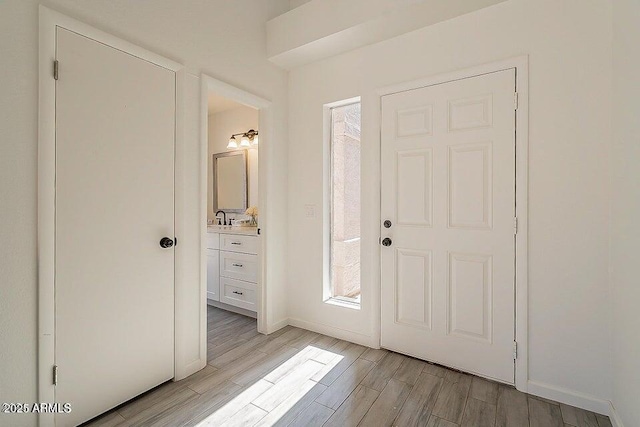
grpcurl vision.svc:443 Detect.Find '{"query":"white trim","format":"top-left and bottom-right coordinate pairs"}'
top-left (322, 104), bottom-right (332, 303)
top-left (202, 76), bottom-right (271, 110)
top-left (376, 57), bottom-right (527, 97)
top-left (174, 67), bottom-right (206, 383)
top-left (38, 7), bottom-right (188, 426)
top-left (325, 96), bottom-right (361, 109)
top-left (325, 297), bottom-right (361, 310)
top-left (527, 380), bottom-right (611, 416)
top-left (609, 401), bottom-right (626, 427)
top-left (288, 317), bottom-right (376, 348)
top-left (200, 74), bottom-right (273, 337)
top-left (513, 57), bottom-right (529, 393)
top-left (266, 317), bottom-right (291, 335)
top-left (374, 56), bottom-right (530, 392)
top-left (38, 10), bottom-right (56, 427)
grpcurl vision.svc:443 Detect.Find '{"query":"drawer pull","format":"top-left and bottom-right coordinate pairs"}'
top-left (232, 263), bottom-right (244, 268)
top-left (230, 242), bottom-right (242, 245)
top-left (232, 291), bottom-right (244, 295)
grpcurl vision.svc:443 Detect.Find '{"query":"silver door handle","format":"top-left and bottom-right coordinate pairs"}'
top-left (232, 263), bottom-right (243, 268)
top-left (233, 291), bottom-right (243, 295)
top-left (231, 242), bottom-right (242, 245)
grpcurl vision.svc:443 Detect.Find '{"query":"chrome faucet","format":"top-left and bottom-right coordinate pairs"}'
top-left (215, 210), bottom-right (227, 226)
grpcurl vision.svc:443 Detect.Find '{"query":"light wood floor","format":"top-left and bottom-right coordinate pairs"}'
top-left (86, 306), bottom-right (612, 427)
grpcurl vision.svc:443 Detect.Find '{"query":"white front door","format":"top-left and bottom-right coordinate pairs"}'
top-left (380, 69), bottom-right (516, 383)
top-left (55, 28), bottom-right (176, 426)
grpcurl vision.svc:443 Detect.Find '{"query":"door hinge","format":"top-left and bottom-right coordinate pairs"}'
top-left (53, 60), bottom-right (59, 80)
top-left (53, 365), bottom-right (58, 386)
top-left (514, 92), bottom-right (519, 110)
top-left (513, 341), bottom-right (518, 360)
top-left (514, 217), bottom-right (518, 235)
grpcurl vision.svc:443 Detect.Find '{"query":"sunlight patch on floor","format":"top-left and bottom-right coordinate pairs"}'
top-left (195, 345), bottom-right (344, 426)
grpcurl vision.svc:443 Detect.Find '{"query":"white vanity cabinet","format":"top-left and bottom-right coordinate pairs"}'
top-left (206, 233), bottom-right (220, 301)
top-left (207, 229), bottom-right (259, 313)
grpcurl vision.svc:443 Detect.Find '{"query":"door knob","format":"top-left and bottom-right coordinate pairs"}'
top-left (381, 237), bottom-right (392, 247)
top-left (159, 237), bottom-right (174, 248)
top-left (383, 220), bottom-right (392, 228)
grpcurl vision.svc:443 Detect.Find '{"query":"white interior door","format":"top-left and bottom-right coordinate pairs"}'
top-left (55, 28), bottom-right (176, 426)
top-left (380, 69), bottom-right (516, 383)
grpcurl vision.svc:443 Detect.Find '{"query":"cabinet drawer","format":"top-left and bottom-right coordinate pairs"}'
top-left (206, 233), bottom-right (220, 250)
top-left (219, 234), bottom-right (258, 254)
top-left (220, 277), bottom-right (257, 312)
top-left (220, 251), bottom-right (258, 283)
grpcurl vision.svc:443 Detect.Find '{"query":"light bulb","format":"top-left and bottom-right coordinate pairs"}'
top-left (240, 135), bottom-right (251, 147)
top-left (227, 136), bottom-right (238, 149)
top-left (251, 135), bottom-right (259, 146)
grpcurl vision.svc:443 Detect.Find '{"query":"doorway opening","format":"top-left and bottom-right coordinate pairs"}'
top-left (205, 91), bottom-right (260, 338)
top-left (201, 75), bottom-right (272, 361)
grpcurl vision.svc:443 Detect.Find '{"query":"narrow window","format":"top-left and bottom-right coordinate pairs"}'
top-left (329, 101), bottom-right (361, 305)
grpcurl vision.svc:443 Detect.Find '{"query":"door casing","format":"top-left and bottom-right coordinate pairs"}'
top-left (374, 56), bottom-right (529, 392)
top-left (38, 7), bottom-right (194, 426)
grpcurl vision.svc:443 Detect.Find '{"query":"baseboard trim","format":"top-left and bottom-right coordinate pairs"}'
top-left (527, 380), bottom-right (610, 415)
top-left (609, 401), bottom-right (625, 427)
top-left (266, 317), bottom-right (289, 334)
top-left (175, 358), bottom-right (206, 381)
top-left (288, 317), bottom-right (376, 348)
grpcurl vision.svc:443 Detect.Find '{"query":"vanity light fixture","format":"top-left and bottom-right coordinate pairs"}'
top-left (240, 135), bottom-right (251, 148)
top-left (228, 129), bottom-right (259, 150)
top-left (227, 136), bottom-right (239, 149)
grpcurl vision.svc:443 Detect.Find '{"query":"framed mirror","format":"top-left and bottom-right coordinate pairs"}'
top-left (212, 151), bottom-right (248, 213)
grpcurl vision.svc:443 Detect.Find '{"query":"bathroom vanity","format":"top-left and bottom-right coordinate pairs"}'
top-left (206, 225), bottom-right (259, 315)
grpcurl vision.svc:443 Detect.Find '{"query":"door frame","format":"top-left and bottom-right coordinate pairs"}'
top-left (200, 75), bottom-right (272, 335)
top-left (38, 7), bottom-right (188, 426)
top-left (374, 56), bottom-right (529, 392)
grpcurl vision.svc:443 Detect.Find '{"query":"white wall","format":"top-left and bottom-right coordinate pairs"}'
top-left (0, 1), bottom-right (289, 426)
top-left (288, 0), bottom-right (612, 409)
top-left (611, 0), bottom-right (640, 425)
top-left (207, 106), bottom-right (260, 220)
top-left (289, 0), bottom-right (312, 10)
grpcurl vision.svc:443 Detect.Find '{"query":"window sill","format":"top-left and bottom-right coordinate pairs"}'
top-left (324, 297), bottom-right (361, 310)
